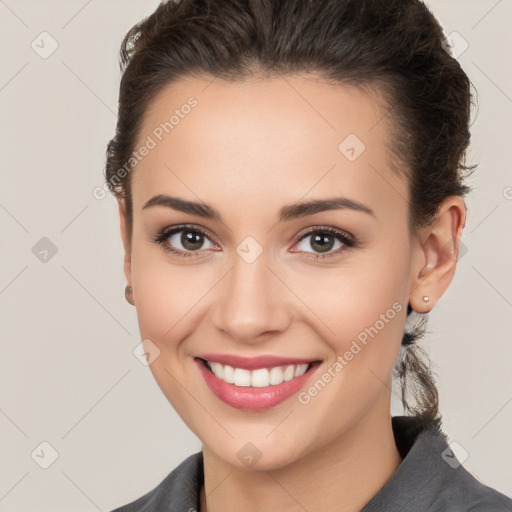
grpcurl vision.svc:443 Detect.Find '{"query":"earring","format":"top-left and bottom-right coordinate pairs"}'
top-left (422, 296), bottom-right (430, 303)
top-left (125, 285), bottom-right (134, 306)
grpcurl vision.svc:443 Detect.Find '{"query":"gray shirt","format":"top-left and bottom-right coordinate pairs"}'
top-left (111, 416), bottom-right (512, 511)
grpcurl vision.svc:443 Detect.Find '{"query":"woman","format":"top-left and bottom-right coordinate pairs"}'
top-left (105, 0), bottom-right (512, 510)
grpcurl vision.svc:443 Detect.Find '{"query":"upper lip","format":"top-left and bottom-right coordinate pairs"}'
top-left (196, 353), bottom-right (321, 370)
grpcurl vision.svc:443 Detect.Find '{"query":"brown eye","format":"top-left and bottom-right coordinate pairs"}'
top-left (165, 229), bottom-right (216, 252)
top-left (153, 225), bottom-right (218, 257)
top-left (175, 230), bottom-right (207, 251)
top-left (300, 232), bottom-right (338, 253)
top-left (291, 226), bottom-right (357, 260)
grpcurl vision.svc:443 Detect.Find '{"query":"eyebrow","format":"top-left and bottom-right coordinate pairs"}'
top-left (142, 194), bottom-right (376, 221)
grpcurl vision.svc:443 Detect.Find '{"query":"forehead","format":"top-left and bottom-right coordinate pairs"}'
top-left (131, 74), bottom-right (408, 222)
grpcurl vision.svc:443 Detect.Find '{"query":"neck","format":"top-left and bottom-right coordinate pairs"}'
top-left (199, 406), bottom-right (402, 512)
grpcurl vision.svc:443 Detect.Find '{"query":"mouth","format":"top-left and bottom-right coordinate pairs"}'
top-left (196, 357), bottom-right (321, 387)
top-left (194, 356), bottom-right (322, 411)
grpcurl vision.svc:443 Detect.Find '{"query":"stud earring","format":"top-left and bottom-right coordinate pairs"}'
top-left (125, 285), bottom-right (134, 306)
top-left (422, 295), bottom-right (430, 302)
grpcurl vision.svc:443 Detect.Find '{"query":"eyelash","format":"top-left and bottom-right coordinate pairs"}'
top-left (151, 224), bottom-right (359, 261)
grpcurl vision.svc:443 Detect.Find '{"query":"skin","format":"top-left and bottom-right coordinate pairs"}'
top-left (117, 74), bottom-right (466, 512)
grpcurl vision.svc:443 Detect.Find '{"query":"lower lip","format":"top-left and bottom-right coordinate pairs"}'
top-left (195, 358), bottom-right (321, 411)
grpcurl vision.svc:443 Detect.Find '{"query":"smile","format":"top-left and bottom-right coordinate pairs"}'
top-left (205, 360), bottom-right (310, 387)
top-left (194, 356), bottom-right (322, 411)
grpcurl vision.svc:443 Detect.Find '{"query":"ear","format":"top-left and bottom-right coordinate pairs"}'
top-left (409, 196), bottom-right (467, 313)
top-left (117, 197), bottom-right (132, 287)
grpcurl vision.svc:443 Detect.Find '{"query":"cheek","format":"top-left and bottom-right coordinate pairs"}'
top-left (130, 243), bottom-right (216, 353)
top-left (291, 244), bottom-right (409, 377)
top-left (131, 269), bottom-right (176, 343)
top-left (133, 271), bottom-right (197, 339)
top-left (290, 260), bottom-right (407, 436)
top-left (129, 246), bottom-right (213, 419)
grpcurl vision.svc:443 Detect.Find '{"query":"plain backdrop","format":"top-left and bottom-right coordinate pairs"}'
top-left (1, 1), bottom-right (511, 510)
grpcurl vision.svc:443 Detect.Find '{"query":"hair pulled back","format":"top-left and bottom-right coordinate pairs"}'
top-left (105, 0), bottom-right (476, 431)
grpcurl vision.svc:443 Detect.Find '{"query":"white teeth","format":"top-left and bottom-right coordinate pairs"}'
top-left (206, 361), bottom-right (310, 387)
top-left (283, 365), bottom-right (295, 381)
top-left (251, 368), bottom-right (269, 387)
top-left (233, 368), bottom-right (251, 387)
top-left (210, 362), bottom-right (224, 380)
top-left (295, 363), bottom-right (309, 377)
top-left (269, 366), bottom-right (284, 385)
top-left (222, 364), bottom-right (235, 384)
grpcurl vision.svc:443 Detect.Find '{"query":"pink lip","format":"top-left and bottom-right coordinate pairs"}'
top-left (195, 353), bottom-right (319, 370)
top-left (194, 357), bottom-right (322, 411)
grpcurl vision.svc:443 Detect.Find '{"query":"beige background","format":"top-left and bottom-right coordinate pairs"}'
top-left (1, 0), bottom-right (511, 510)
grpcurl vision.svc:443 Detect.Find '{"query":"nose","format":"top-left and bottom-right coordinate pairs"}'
top-left (210, 249), bottom-right (292, 344)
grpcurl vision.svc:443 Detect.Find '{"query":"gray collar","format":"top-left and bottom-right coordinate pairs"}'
top-left (112, 416), bottom-right (512, 511)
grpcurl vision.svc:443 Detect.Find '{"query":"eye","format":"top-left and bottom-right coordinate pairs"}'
top-left (152, 224), bottom-right (358, 260)
top-left (152, 224), bottom-right (218, 257)
top-left (291, 226), bottom-right (357, 260)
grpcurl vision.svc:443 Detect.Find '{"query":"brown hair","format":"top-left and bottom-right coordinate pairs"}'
top-left (105, 0), bottom-right (475, 431)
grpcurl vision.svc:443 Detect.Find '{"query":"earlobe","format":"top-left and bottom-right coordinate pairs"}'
top-left (409, 196), bottom-right (467, 313)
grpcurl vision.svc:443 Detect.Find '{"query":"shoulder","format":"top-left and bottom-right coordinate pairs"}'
top-left (426, 429), bottom-right (512, 512)
top-left (363, 416), bottom-right (512, 512)
top-left (409, 418), bottom-right (512, 511)
top-left (109, 451), bottom-right (203, 512)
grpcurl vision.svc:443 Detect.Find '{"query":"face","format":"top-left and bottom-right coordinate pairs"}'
top-left (120, 74), bottom-right (420, 470)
